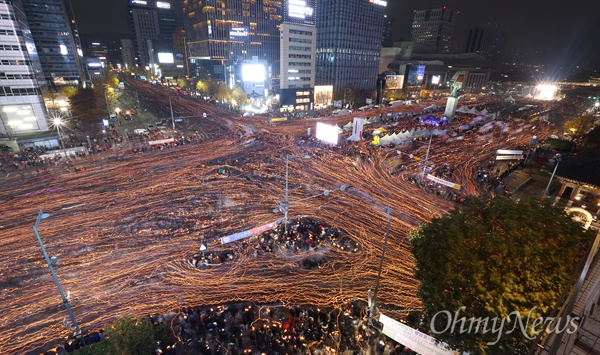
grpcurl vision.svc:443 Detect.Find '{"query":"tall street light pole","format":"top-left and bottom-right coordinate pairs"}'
top-left (371, 205), bottom-right (391, 317)
top-left (421, 130), bottom-right (434, 180)
top-left (544, 154), bottom-right (562, 198)
top-left (169, 96), bottom-right (175, 133)
top-left (33, 211), bottom-right (85, 344)
top-left (284, 153), bottom-right (310, 233)
top-left (53, 117), bottom-right (69, 159)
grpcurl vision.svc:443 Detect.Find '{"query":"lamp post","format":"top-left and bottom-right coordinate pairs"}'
top-left (33, 211), bottom-right (85, 344)
top-left (53, 117), bottom-right (69, 159)
top-left (169, 96), bottom-right (175, 133)
top-left (420, 130), bottom-right (434, 180)
top-left (544, 154), bottom-right (562, 198)
top-left (371, 205), bottom-right (391, 318)
top-left (284, 153), bottom-right (310, 233)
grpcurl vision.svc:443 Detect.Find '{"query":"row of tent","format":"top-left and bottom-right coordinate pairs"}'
top-left (376, 129), bottom-right (448, 146)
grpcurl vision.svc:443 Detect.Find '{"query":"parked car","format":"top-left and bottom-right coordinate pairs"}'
top-left (134, 129), bottom-right (149, 135)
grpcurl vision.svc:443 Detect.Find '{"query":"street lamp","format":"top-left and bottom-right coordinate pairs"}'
top-left (169, 96), bottom-right (176, 133)
top-left (544, 154), bottom-right (562, 198)
top-left (420, 130), bottom-right (434, 180)
top-left (284, 153), bottom-right (310, 233)
top-left (370, 205), bottom-right (392, 318)
top-left (33, 211), bottom-right (85, 344)
top-left (52, 116), bottom-right (69, 159)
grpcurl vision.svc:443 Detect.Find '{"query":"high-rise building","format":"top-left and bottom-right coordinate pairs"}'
top-left (280, 0), bottom-right (316, 110)
top-left (183, 0), bottom-right (282, 85)
top-left (315, 0), bottom-right (386, 93)
top-left (464, 25), bottom-right (507, 61)
top-left (381, 14), bottom-right (394, 48)
top-left (0, 0), bottom-right (49, 135)
top-left (128, 0), bottom-right (177, 69)
top-left (20, 0), bottom-right (87, 87)
top-left (411, 7), bottom-right (458, 54)
top-left (120, 39), bottom-right (135, 69)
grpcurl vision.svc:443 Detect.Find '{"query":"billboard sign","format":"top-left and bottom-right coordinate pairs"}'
top-left (316, 122), bottom-right (339, 145)
top-left (369, 0), bottom-right (387, 6)
top-left (230, 25), bottom-right (249, 40)
top-left (314, 85), bottom-right (333, 106)
top-left (242, 63), bottom-right (267, 82)
top-left (157, 52), bottom-right (174, 64)
top-left (385, 75), bottom-right (404, 90)
top-left (285, 0), bottom-right (315, 26)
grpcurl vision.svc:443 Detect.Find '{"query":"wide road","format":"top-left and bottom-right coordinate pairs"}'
top-left (0, 81), bottom-right (557, 354)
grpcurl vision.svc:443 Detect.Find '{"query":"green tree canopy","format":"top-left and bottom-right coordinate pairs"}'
top-left (230, 85), bottom-right (248, 107)
top-left (214, 81), bottom-right (229, 101)
top-left (60, 86), bottom-right (78, 98)
top-left (74, 316), bottom-right (155, 355)
top-left (582, 125), bottom-right (600, 155)
top-left (563, 114), bottom-right (596, 136)
top-left (410, 196), bottom-right (593, 354)
top-left (176, 77), bottom-right (187, 88)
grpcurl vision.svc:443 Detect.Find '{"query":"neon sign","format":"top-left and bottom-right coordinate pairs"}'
top-left (288, 0), bottom-right (313, 19)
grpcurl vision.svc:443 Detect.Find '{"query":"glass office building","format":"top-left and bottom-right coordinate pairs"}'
top-left (128, 0), bottom-right (177, 69)
top-left (0, 0), bottom-right (49, 134)
top-left (183, 0), bottom-right (282, 86)
top-left (20, 0), bottom-right (86, 86)
top-left (315, 0), bottom-right (386, 92)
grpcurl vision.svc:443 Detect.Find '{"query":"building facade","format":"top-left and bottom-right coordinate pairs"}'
top-left (120, 39), bottom-right (136, 69)
top-left (128, 0), bottom-right (177, 69)
top-left (183, 0), bottom-right (282, 86)
top-left (20, 0), bottom-right (86, 87)
top-left (464, 25), bottom-right (507, 61)
top-left (411, 7), bottom-right (458, 54)
top-left (315, 0), bottom-right (386, 93)
top-left (381, 14), bottom-right (394, 48)
top-left (0, 0), bottom-right (49, 135)
top-left (279, 0), bottom-right (316, 110)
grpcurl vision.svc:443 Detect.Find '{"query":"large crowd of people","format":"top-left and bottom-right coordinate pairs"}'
top-left (188, 218), bottom-right (360, 270)
top-left (44, 301), bottom-right (417, 355)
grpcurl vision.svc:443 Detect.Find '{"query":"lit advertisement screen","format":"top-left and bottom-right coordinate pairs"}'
top-left (385, 75), bottom-right (404, 90)
top-left (230, 25), bottom-right (249, 40)
top-left (316, 122), bottom-right (338, 145)
top-left (242, 63), bottom-right (266, 82)
top-left (157, 52), bottom-right (174, 63)
top-left (407, 65), bottom-right (426, 86)
top-left (314, 85), bottom-right (333, 106)
top-left (285, 0), bottom-right (316, 26)
top-left (431, 75), bottom-right (441, 85)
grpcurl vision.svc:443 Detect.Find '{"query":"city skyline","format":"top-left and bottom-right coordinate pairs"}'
top-left (71, 0), bottom-right (600, 74)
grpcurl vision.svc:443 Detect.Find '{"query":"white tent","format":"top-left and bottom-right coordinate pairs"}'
top-left (343, 121), bottom-right (353, 130)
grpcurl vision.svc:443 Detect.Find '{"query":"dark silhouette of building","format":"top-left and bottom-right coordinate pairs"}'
top-left (382, 14), bottom-right (394, 47)
top-left (411, 7), bottom-right (458, 54)
top-left (464, 25), bottom-right (508, 61)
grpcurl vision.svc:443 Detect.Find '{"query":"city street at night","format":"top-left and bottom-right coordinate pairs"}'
top-left (0, 80), bottom-right (557, 354)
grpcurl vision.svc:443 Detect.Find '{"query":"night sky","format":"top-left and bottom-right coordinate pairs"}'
top-left (70, 0), bottom-right (600, 72)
